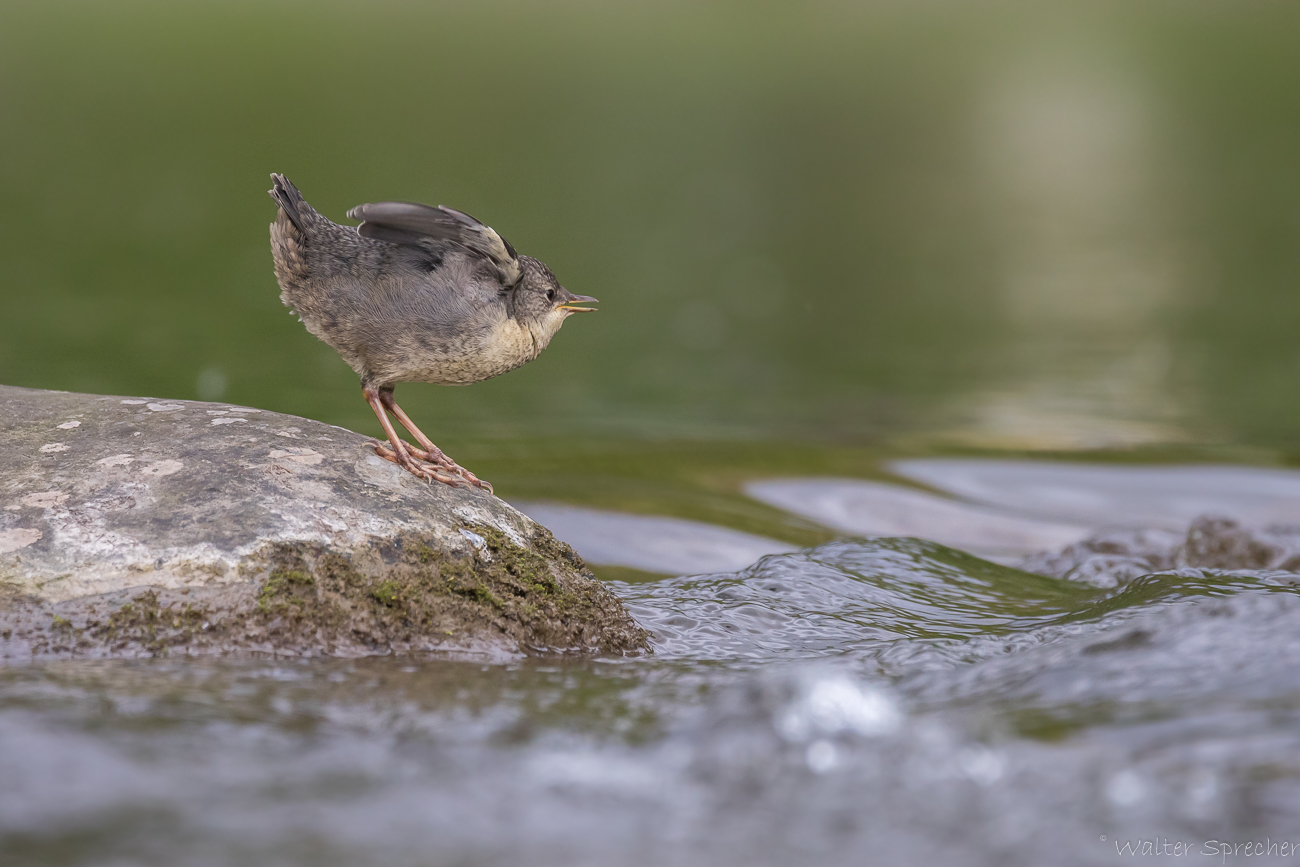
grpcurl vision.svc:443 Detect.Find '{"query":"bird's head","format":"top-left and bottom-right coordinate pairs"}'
top-left (512, 255), bottom-right (597, 341)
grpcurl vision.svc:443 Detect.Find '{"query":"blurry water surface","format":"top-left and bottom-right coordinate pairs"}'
top-left (3, 1), bottom-right (1299, 452)
top-left (3, 2), bottom-right (1300, 865)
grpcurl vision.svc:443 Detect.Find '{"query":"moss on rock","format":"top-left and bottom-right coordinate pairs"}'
top-left (0, 523), bottom-right (649, 660)
top-left (234, 522), bottom-right (649, 656)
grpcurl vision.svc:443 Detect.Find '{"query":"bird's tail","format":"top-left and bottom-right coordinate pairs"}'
top-left (268, 173), bottom-right (313, 234)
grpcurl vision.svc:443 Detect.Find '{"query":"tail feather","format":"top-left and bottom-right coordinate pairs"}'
top-left (269, 172), bottom-right (309, 233)
top-left (268, 173), bottom-right (314, 292)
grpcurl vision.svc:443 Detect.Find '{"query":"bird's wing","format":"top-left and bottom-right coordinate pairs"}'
top-left (347, 201), bottom-right (521, 286)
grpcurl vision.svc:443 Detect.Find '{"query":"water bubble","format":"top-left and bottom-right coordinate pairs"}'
top-left (805, 740), bottom-right (839, 774)
top-left (957, 747), bottom-right (1004, 786)
top-left (776, 675), bottom-right (902, 742)
top-left (197, 367), bottom-right (228, 401)
top-left (1106, 769), bottom-right (1145, 806)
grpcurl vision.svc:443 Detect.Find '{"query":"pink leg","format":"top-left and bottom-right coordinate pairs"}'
top-left (376, 390), bottom-right (492, 492)
top-left (363, 387), bottom-right (465, 487)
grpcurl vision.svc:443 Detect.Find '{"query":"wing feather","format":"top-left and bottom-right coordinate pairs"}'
top-left (347, 200), bottom-right (521, 285)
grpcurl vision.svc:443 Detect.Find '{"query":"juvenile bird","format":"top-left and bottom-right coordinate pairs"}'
top-left (268, 173), bottom-right (596, 492)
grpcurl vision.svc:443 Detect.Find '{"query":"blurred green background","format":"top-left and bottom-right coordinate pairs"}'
top-left (2, 0), bottom-right (1299, 482)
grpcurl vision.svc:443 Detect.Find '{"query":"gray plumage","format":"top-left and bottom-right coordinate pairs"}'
top-left (348, 201), bottom-right (520, 285)
top-left (267, 173), bottom-right (596, 489)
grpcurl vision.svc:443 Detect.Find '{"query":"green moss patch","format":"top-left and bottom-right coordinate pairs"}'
top-left (91, 590), bottom-right (213, 656)
top-left (241, 524), bottom-right (649, 656)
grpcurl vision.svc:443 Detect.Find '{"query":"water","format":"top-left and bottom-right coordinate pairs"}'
top-left (5, 519), bottom-right (1300, 865)
top-left (5, 1), bottom-right (1300, 864)
top-left (3, 2), bottom-right (1300, 448)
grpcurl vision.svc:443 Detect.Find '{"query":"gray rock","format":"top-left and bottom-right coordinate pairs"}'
top-left (0, 386), bottom-right (648, 660)
top-left (1016, 514), bottom-right (1300, 588)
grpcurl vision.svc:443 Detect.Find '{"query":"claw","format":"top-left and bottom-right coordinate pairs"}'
top-left (370, 441), bottom-right (466, 487)
top-left (455, 466), bottom-right (492, 492)
top-left (412, 448), bottom-right (489, 490)
top-left (402, 444), bottom-right (490, 491)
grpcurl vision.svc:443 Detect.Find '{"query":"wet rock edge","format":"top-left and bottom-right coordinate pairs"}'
top-left (0, 523), bottom-right (650, 661)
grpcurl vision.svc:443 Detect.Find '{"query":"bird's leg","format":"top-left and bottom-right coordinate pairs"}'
top-left (363, 387), bottom-right (465, 487)
top-left (376, 393), bottom-right (451, 465)
top-left (377, 389), bottom-right (492, 493)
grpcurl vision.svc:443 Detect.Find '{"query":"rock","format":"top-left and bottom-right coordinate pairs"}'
top-left (0, 385), bottom-right (648, 660)
top-left (1174, 515), bottom-right (1282, 571)
top-left (1017, 514), bottom-right (1300, 588)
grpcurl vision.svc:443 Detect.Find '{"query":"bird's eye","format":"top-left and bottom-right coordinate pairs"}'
top-left (546, 288), bottom-right (556, 302)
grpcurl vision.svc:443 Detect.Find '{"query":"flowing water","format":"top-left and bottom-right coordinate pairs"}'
top-left (5, 470), bottom-right (1300, 866)
top-left (4, 2), bottom-right (1300, 865)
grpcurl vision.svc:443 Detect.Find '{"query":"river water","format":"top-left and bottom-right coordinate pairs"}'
top-left (5, 461), bottom-right (1300, 865)
top-left (4, 2), bottom-right (1300, 864)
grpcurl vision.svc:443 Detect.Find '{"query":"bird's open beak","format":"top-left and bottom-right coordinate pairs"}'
top-left (557, 293), bottom-right (599, 313)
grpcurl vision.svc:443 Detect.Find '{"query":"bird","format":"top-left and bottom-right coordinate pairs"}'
top-left (267, 173), bottom-right (596, 493)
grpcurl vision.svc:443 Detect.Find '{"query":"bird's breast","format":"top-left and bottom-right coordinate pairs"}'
top-left (398, 317), bottom-right (540, 385)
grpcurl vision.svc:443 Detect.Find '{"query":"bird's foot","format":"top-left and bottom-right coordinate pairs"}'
top-left (368, 441), bottom-right (492, 493)
top-left (406, 446), bottom-right (493, 493)
top-left (368, 440), bottom-right (467, 488)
